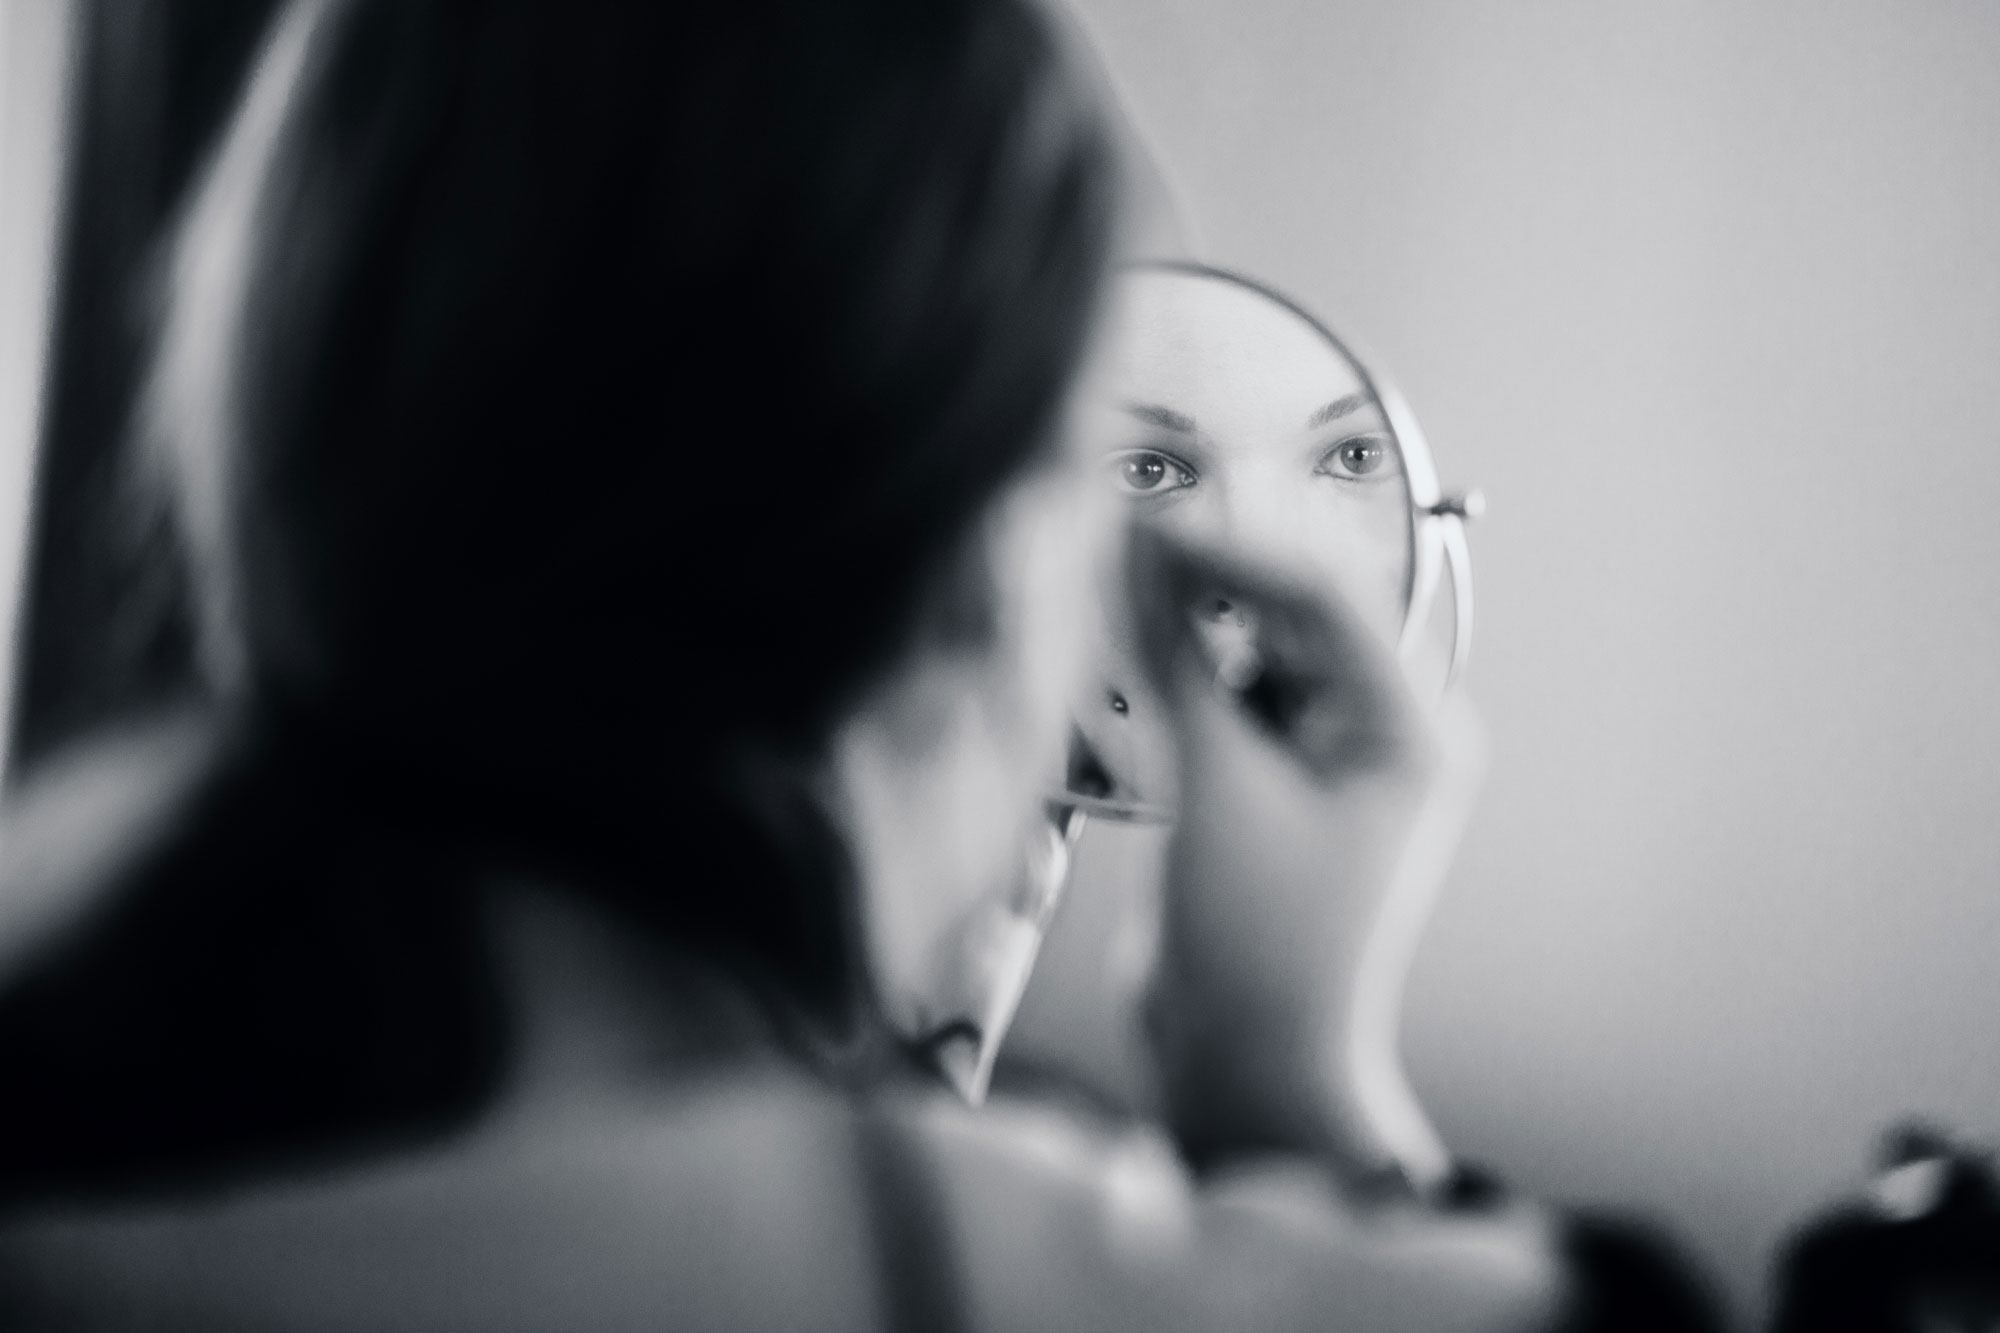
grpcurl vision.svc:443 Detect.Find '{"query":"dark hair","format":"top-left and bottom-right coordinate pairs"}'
top-left (200, 0), bottom-right (1113, 738)
top-left (0, 0), bottom-right (1120, 1197)
top-left (184, 0), bottom-right (1116, 995)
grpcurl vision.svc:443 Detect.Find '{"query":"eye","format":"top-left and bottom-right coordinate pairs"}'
top-left (1110, 449), bottom-right (1197, 495)
top-left (1316, 434), bottom-right (1395, 481)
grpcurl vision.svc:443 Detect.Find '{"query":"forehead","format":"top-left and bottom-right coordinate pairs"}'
top-left (1104, 271), bottom-right (1368, 424)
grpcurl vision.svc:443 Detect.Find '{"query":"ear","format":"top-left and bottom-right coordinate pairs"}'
top-left (828, 636), bottom-right (1025, 954)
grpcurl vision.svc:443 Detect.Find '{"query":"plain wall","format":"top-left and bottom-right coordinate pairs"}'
top-left (1066, 0), bottom-right (2000, 1317)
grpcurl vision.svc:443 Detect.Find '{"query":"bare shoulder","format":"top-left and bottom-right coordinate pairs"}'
top-left (0, 1072), bottom-right (882, 1333)
top-left (888, 1090), bottom-right (1569, 1333)
top-left (0, 1060), bottom-right (1567, 1333)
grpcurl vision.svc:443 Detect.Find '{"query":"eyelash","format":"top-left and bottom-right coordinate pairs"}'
top-left (1110, 448), bottom-right (1198, 494)
top-left (1315, 434), bottom-right (1393, 480)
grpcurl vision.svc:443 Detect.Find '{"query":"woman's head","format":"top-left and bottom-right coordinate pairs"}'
top-left (140, 0), bottom-right (1124, 1022)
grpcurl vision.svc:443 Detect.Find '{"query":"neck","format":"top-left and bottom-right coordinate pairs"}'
top-left (481, 879), bottom-right (785, 1106)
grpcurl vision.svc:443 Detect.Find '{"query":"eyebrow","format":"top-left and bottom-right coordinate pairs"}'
top-left (1125, 402), bottom-right (1196, 433)
top-left (1307, 393), bottom-right (1373, 428)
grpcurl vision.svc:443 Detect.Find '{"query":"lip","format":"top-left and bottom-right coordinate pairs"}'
top-left (917, 1020), bottom-right (987, 1104)
top-left (1058, 725), bottom-right (1176, 823)
top-left (1044, 790), bottom-right (1176, 824)
top-left (915, 1018), bottom-right (984, 1058)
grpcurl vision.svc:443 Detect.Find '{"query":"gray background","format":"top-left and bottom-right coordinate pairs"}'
top-left (1068, 0), bottom-right (2000, 1319)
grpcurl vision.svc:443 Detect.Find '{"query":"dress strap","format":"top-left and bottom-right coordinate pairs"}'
top-left (854, 1103), bottom-right (968, 1333)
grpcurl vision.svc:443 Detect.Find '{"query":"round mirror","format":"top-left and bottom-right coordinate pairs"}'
top-left (1063, 262), bottom-right (1440, 819)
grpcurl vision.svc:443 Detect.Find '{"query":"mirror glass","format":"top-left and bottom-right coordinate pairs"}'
top-left (1065, 263), bottom-right (1418, 817)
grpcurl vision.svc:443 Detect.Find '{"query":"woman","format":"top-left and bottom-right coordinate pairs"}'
top-left (0, 0), bottom-right (1562, 1329)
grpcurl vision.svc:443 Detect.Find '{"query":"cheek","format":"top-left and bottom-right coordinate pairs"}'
top-left (1003, 469), bottom-right (1118, 774)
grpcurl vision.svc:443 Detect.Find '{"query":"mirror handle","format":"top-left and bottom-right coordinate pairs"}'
top-left (1423, 490), bottom-right (1481, 688)
top-left (1404, 490), bottom-right (1480, 688)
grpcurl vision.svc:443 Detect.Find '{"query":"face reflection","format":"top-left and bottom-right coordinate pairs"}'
top-left (1101, 269), bottom-right (1409, 631)
top-left (1065, 269), bottom-right (1413, 808)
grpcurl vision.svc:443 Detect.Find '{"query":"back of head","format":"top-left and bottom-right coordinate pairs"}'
top-left (155, 0), bottom-right (1118, 821)
top-left (0, 0), bottom-right (1121, 1197)
top-left (150, 0), bottom-right (1122, 1005)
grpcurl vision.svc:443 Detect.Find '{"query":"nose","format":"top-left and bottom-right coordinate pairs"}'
top-left (1198, 456), bottom-right (1307, 572)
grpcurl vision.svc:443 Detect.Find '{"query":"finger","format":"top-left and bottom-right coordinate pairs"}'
top-left (1123, 526), bottom-right (1430, 786)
